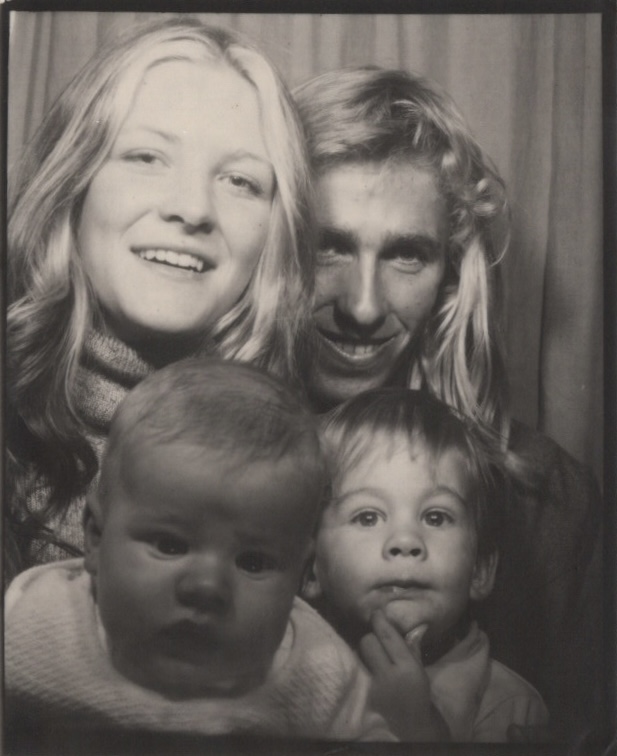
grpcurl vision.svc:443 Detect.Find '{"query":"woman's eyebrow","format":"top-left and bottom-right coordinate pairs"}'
top-left (119, 125), bottom-right (179, 144)
top-left (223, 149), bottom-right (273, 168)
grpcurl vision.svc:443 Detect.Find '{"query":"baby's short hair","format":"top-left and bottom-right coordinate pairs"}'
top-left (320, 388), bottom-right (506, 561)
top-left (99, 357), bottom-right (327, 507)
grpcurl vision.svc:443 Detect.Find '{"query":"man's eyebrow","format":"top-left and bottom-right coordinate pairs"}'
top-left (318, 226), bottom-right (357, 253)
top-left (381, 233), bottom-right (444, 256)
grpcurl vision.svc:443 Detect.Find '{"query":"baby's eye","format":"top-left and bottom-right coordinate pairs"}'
top-left (236, 552), bottom-right (277, 574)
top-left (351, 510), bottom-right (381, 527)
top-left (152, 535), bottom-right (189, 556)
top-left (422, 510), bottom-right (454, 527)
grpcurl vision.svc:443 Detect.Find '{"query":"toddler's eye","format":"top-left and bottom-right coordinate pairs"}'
top-left (423, 510), bottom-right (453, 527)
top-left (236, 552), bottom-right (277, 574)
top-left (351, 511), bottom-right (381, 527)
top-left (153, 535), bottom-right (188, 556)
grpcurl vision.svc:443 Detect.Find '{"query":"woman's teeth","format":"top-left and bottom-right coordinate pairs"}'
top-left (137, 249), bottom-right (205, 273)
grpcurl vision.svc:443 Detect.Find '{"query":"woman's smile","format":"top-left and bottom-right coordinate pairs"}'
top-left (132, 248), bottom-right (213, 274)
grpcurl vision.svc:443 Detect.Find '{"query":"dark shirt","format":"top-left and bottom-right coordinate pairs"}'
top-left (476, 421), bottom-right (607, 745)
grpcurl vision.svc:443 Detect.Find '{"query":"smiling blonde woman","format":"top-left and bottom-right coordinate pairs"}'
top-left (6, 16), bottom-right (314, 580)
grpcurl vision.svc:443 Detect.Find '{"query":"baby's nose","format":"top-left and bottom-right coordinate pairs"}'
top-left (176, 557), bottom-right (231, 614)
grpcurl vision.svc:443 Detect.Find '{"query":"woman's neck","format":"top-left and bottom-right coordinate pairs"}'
top-left (96, 319), bottom-right (207, 369)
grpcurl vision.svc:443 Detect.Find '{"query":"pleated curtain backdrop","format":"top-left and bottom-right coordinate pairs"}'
top-left (7, 12), bottom-right (604, 481)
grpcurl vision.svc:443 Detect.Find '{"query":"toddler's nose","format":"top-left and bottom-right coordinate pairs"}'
top-left (384, 529), bottom-right (426, 559)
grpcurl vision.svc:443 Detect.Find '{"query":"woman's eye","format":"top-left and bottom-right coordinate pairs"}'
top-left (236, 552), bottom-right (277, 574)
top-left (152, 535), bottom-right (188, 556)
top-left (223, 174), bottom-right (262, 196)
top-left (351, 510), bottom-right (381, 527)
top-left (123, 151), bottom-right (162, 166)
top-left (423, 510), bottom-right (453, 527)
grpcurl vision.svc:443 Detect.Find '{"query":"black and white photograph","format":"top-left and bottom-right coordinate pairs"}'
top-left (3, 5), bottom-right (615, 754)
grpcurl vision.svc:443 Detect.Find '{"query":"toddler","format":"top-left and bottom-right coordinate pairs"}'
top-left (304, 388), bottom-right (548, 742)
top-left (6, 358), bottom-right (392, 743)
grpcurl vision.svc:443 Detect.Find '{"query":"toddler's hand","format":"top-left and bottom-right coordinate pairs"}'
top-left (359, 610), bottom-right (449, 742)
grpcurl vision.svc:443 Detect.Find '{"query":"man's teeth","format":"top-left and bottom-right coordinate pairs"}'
top-left (329, 340), bottom-right (381, 357)
top-left (137, 249), bottom-right (205, 273)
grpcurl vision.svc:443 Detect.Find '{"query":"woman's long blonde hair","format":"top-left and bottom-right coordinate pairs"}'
top-left (7, 17), bottom-right (315, 526)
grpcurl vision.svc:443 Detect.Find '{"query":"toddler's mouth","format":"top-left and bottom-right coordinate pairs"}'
top-left (377, 580), bottom-right (430, 599)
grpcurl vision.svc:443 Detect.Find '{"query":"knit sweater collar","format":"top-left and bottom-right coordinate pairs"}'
top-left (75, 330), bottom-right (156, 434)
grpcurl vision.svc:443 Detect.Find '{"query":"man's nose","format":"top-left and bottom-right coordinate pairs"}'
top-left (159, 165), bottom-right (215, 233)
top-left (337, 256), bottom-right (387, 329)
top-left (383, 523), bottom-right (426, 559)
top-left (176, 555), bottom-right (231, 614)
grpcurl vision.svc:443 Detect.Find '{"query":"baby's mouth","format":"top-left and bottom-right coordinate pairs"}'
top-left (134, 248), bottom-right (211, 273)
top-left (159, 621), bottom-right (219, 659)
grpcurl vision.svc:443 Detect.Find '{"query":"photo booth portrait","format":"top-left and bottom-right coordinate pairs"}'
top-left (5, 10), bottom-right (611, 752)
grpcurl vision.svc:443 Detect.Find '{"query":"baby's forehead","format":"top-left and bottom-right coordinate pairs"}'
top-left (108, 436), bottom-right (320, 520)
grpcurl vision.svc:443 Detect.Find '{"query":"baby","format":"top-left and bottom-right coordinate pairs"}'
top-left (304, 388), bottom-right (549, 742)
top-left (5, 358), bottom-right (392, 743)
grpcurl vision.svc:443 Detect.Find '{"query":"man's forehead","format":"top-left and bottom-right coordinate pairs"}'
top-left (316, 160), bottom-right (447, 243)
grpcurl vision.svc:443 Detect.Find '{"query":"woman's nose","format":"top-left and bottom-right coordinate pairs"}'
top-left (384, 526), bottom-right (426, 559)
top-left (159, 166), bottom-right (215, 233)
top-left (337, 256), bottom-right (387, 330)
top-left (176, 556), bottom-right (231, 614)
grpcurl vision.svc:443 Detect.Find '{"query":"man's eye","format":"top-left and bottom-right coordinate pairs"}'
top-left (351, 511), bottom-right (381, 527)
top-left (423, 510), bottom-right (453, 527)
top-left (383, 242), bottom-right (435, 272)
top-left (236, 552), bottom-right (277, 574)
top-left (152, 535), bottom-right (188, 556)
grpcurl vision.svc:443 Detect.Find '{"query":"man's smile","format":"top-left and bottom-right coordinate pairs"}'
top-left (316, 328), bottom-right (403, 367)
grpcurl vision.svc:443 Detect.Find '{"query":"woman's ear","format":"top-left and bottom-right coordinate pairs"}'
top-left (469, 551), bottom-right (498, 602)
top-left (83, 494), bottom-right (103, 577)
top-left (301, 557), bottom-right (323, 602)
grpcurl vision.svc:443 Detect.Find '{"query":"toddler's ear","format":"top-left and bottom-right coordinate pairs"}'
top-left (469, 551), bottom-right (498, 602)
top-left (83, 493), bottom-right (103, 577)
top-left (301, 558), bottom-right (323, 602)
